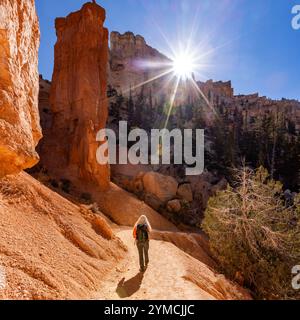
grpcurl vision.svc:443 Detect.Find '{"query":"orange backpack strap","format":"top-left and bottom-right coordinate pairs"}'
top-left (133, 226), bottom-right (137, 239)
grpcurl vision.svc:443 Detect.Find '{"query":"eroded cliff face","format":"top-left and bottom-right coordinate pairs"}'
top-left (109, 31), bottom-right (300, 131)
top-left (41, 2), bottom-right (110, 190)
top-left (0, 0), bottom-right (41, 177)
top-left (197, 80), bottom-right (300, 130)
top-left (109, 31), bottom-right (172, 103)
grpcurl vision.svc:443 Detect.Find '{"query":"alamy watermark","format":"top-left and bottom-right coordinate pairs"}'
top-left (292, 5), bottom-right (300, 30)
top-left (0, 266), bottom-right (6, 290)
top-left (96, 121), bottom-right (204, 176)
top-left (292, 265), bottom-right (300, 290)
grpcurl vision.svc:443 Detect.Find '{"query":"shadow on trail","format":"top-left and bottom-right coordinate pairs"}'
top-left (116, 272), bottom-right (145, 298)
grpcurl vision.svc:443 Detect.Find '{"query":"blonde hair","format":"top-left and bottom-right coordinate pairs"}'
top-left (134, 215), bottom-right (152, 233)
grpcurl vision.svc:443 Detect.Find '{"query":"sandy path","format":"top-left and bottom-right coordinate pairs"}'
top-left (94, 228), bottom-right (215, 300)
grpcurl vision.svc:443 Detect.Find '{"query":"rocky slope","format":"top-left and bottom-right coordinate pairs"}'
top-left (0, 172), bottom-right (126, 299)
top-left (0, 0), bottom-right (41, 177)
top-left (38, 2), bottom-right (110, 190)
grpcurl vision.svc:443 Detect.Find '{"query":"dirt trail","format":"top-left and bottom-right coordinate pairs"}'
top-left (93, 228), bottom-right (249, 300)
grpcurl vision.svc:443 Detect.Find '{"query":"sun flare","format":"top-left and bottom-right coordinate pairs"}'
top-left (172, 53), bottom-right (196, 81)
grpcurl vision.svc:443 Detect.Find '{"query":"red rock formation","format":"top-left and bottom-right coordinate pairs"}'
top-left (38, 75), bottom-right (52, 132)
top-left (143, 171), bottom-right (178, 202)
top-left (198, 80), bottom-right (234, 100)
top-left (109, 31), bottom-right (172, 103)
top-left (198, 80), bottom-right (300, 131)
top-left (42, 3), bottom-right (110, 189)
top-left (0, 0), bottom-right (41, 177)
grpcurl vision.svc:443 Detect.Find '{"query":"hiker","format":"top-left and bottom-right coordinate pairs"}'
top-left (133, 215), bottom-right (152, 272)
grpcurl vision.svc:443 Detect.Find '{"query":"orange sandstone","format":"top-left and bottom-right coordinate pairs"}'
top-left (0, 0), bottom-right (42, 177)
top-left (43, 3), bottom-right (110, 189)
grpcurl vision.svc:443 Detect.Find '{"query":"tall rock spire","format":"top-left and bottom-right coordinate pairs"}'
top-left (46, 2), bottom-right (110, 190)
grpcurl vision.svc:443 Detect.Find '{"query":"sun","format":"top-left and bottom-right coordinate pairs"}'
top-left (172, 53), bottom-right (196, 81)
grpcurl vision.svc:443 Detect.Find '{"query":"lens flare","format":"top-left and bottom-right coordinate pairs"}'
top-left (172, 53), bottom-right (196, 81)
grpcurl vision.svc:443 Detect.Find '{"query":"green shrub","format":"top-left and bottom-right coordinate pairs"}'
top-left (202, 167), bottom-right (300, 299)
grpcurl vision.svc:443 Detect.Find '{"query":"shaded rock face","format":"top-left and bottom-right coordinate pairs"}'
top-left (143, 172), bottom-right (178, 203)
top-left (41, 3), bottom-right (110, 190)
top-left (177, 183), bottom-right (193, 202)
top-left (167, 199), bottom-right (181, 213)
top-left (0, 0), bottom-right (41, 177)
top-left (38, 75), bottom-right (52, 132)
top-left (109, 31), bottom-right (172, 103)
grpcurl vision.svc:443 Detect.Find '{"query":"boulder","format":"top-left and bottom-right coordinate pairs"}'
top-left (143, 172), bottom-right (178, 202)
top-left (133, 179), bottom-right (144, 193)
top-left (144, 193), bottom-right (163, 211)
top-left (0, 0), bottom-right (42, 177)
top-left (177, 184), bottom-right (193, 202)
top-left (167, 200), bottom-right (181, 213)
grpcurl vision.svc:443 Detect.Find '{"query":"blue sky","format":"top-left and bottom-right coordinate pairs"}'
top-left (36, 0), bottom-right (300, 100)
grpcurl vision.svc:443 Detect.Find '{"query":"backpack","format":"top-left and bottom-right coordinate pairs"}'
top-left (136, 224), bottom-right (148, 242)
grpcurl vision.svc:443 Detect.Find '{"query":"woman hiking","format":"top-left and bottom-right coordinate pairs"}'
top-left (133, 215), bottom-right (152, 272)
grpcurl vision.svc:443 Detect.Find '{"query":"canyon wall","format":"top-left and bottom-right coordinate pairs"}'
top-left (197, 80), bottom-right (300, 131)
top-left (109, 31), bottom-right (300, 131)
top-left (109, 31), bottom-right (172, 104)
top-left (41, 2), bottom-right (110, 190)
top-left (0, 0), bottom-right (41, 177)
top-left (37, 27), bottom-right (300, 202)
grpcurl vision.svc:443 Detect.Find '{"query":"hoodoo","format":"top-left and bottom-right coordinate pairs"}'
top-left (41, 3), bottom-right (110, 190)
